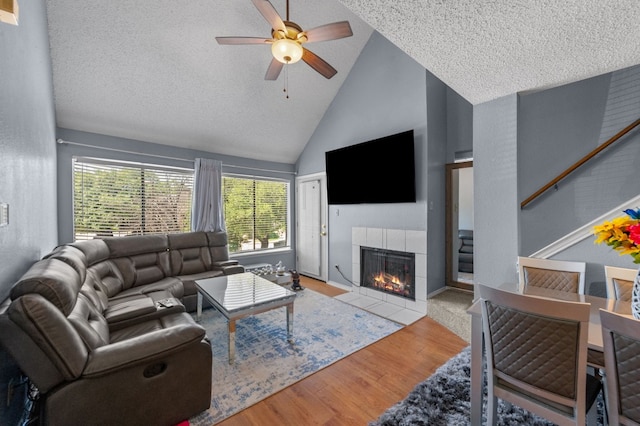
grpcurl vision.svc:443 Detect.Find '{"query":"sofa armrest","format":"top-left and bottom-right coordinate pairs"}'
top-left (83, 318), bottom-right (206, 376)
top-left (103, 297), bottom-right (157, 323)
top-left (212, 260), bottom-right (238, 269)
top-left (222, 265), bottom-right (245, 275)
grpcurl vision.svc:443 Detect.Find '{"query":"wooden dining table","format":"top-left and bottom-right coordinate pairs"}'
top-left (466, 283), bottom-right (632, 425)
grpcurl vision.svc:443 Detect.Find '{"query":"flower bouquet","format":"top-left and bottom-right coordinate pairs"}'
top-left (593, 208), bottom-right (640, 263)
top-left (594, 208), bottom-right (640, 318)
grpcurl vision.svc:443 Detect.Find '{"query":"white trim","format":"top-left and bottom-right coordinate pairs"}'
top-left (531, 194), bottom-right (640, 258)
top-left (295, 172), bottom-right (329, 281)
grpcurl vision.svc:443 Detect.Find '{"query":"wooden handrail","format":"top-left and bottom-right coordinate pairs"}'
top-left (521, 117), bottom-right (640, 209)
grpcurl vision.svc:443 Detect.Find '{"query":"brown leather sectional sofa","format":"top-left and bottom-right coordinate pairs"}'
top-left (0, 231), bottom-right (244, 425)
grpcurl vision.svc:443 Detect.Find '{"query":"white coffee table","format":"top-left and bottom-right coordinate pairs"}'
top-left (195, 272), bottom-right (296, 364)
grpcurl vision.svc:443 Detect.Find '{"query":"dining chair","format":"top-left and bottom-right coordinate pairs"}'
top-left (517, 256), bottom-right (586, 294)
top-left (479, 284), bottom-right (601, 426)
top-left (604, 265), bottom-right (637, 301)
top-left (600, 309), bottom-right (640, 426)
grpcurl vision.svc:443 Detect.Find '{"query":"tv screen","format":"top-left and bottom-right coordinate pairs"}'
top-left (325, 130), bottom-right (416, 204)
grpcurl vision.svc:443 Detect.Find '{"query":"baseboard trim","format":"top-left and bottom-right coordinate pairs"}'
top-left (326, 280), bottom-right (353, 292)
top-left (428, 287), bottom-right (449, 298)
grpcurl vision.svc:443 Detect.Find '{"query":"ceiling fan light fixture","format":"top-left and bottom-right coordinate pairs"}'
top-left (271, 38), bottom-right (303, 64)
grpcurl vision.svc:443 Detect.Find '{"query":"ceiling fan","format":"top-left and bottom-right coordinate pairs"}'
top-left (216, 0), bottom-right (353, 80)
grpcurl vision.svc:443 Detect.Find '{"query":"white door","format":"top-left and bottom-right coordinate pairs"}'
top-left (296, 173), bottom-right (327, 280)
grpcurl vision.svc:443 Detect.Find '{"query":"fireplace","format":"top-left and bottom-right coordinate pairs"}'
top-left (360, 246), bottom-right (415, 300)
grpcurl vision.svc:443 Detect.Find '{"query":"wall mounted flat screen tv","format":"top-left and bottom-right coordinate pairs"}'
top-left (325, 130), bottom-right (416, 204)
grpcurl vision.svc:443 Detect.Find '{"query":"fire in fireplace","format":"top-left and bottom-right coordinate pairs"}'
top-left (360, 246), bottom-right (415, 300)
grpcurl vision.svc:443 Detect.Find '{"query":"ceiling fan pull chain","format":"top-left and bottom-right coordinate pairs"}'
top-left (284, 64), bottom-right (290, 99)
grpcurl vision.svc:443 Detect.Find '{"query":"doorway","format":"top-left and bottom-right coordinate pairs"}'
top-left (445, 161), bottom-right (474, 291)
top-left (295, 173), bottom-right (328, 281)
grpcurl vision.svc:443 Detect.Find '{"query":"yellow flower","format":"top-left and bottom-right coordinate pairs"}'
top-left (593, 211), bottom-right (640, 263)
top-left (594, 231), bottom-right (612, 244)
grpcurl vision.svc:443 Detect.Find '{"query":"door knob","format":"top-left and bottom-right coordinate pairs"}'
top-left (320, 231), bottom-right (327, 236)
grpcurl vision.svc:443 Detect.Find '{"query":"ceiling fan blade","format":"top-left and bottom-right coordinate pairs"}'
top-left (303, 21), bottom-right (353, 43)
top-left (251, 0), bottom-right (286, 33)
top-left (265, 57), bottom-right (284, 80)
top-left (216, 36), bottom-right (272, 45)
top-left (302, 48), bottom-right (337, 79)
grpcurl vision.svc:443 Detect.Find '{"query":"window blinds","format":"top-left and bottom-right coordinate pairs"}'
top-left (73, 157), bottom-right (193, 241)
top-left (223, 175), bottom-right (289, 253)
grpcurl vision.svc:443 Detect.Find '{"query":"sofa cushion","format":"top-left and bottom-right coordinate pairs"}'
top-left (79, 282), bottom-right (109, 313)
top-left (206, 231), bottom-right (228, 247)
top-left (70, 239), bottom-right (110, 266)
top-left (116, 277), bottom-right (184, 300)
top-left (85, 260), bottom-right (126, 299)
top-left (103, 234), bottom-right (169, 258)
top-left (9, 294), bottom-right (88, 381)
top-left (206, 231), bottom-right (232, 262)
top-left (43, 245), bottom-right (87, 283)
top-left (11, 259), bottom-right (82, 316)
top-left (111, 252), bottom-right (172, 289)
top-left (168, 232), bottom-right (209, 250)
top-left (88, 312), bottom-right (206, 373)
top-left (67, 294), bottom-right (110, 350)
top-left (99, 290), bottom-right (185, 331)
top-left (169, 232), bottom-right (212, 275)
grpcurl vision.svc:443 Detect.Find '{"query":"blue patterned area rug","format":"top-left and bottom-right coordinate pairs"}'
top-left (189, 289), bottom-right (403, 425)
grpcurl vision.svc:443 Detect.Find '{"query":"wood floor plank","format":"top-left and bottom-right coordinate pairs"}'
top-left (216, 276), bottom-right (468, 425)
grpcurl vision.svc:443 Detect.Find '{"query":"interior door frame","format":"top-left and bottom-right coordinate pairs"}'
top-left (445, 161), bottom-right (473, 291)
top-left (295, 172), bottom-right (328, 282)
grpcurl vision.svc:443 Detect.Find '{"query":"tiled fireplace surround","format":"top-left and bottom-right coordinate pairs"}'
top-left (350, 227), bottom-right (427, 315)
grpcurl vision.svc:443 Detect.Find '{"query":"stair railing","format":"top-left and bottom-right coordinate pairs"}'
top-left (521, 117), bottom-right (640, 209)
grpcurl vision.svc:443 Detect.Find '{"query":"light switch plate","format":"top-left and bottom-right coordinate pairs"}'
top-left (0, 203), bottom-right (8, 226)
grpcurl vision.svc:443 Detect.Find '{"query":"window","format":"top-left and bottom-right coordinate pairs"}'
top-left (223, 175), bottom-right (289, 253)
top-left (73, 157), bottom-right (193, 241)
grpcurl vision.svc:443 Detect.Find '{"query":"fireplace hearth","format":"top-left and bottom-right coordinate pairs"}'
top-left (360, 246), bottom-right (415, 300)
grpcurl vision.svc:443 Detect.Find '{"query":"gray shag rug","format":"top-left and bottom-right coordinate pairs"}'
top-left (371, 346), bottom-right (603, 426)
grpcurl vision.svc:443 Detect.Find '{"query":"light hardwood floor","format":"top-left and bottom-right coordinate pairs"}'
top-left (217, 276), bottom-right (468, 425)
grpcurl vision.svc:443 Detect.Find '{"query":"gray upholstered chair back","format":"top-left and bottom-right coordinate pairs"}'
top-left (600, 309), bottom-right (640, 425)
top-left (517, 256), bottom-right (586, 295)
top-left (479, 284), bottom-right (593, 425)
top-left (604, 265), bottom-right (637, 301)
top-left (485, 302), bottom-right (579, 400)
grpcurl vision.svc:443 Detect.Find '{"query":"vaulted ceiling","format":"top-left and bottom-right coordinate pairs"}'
top-left (46, 1), bottom-right (640, 164)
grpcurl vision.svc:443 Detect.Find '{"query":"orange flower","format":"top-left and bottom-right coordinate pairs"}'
top-left (593, 209), bottom-right (640, 264)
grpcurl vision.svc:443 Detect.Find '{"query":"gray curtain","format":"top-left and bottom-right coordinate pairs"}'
top-left (191, 158), bottom-right (224, 232)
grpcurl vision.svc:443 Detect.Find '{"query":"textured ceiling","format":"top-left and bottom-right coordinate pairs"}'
top-left (46, 1), bottom-right (640, 164)
top-left (339, 0), bottom-right (640, 104)
top-left (46, 0), bottom-right (373, 163)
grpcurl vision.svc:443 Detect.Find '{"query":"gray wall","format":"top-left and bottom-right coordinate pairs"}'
top-left (473, 95), bottom-right (520, 291)
top-left (518, 64), bottom-right (640, 287)
top-left (0, 0), bottom-right (57, 300)
top-left (446, 88), bottom-right (474, 162)
top-left (296, 32), bottom-right (430, 287)
top-left (0, 1), bottom-right (58, 423)
top-left (56, 128), bottom-right (297, 269)
top-left (425, 71), bottom-right (448, 293)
